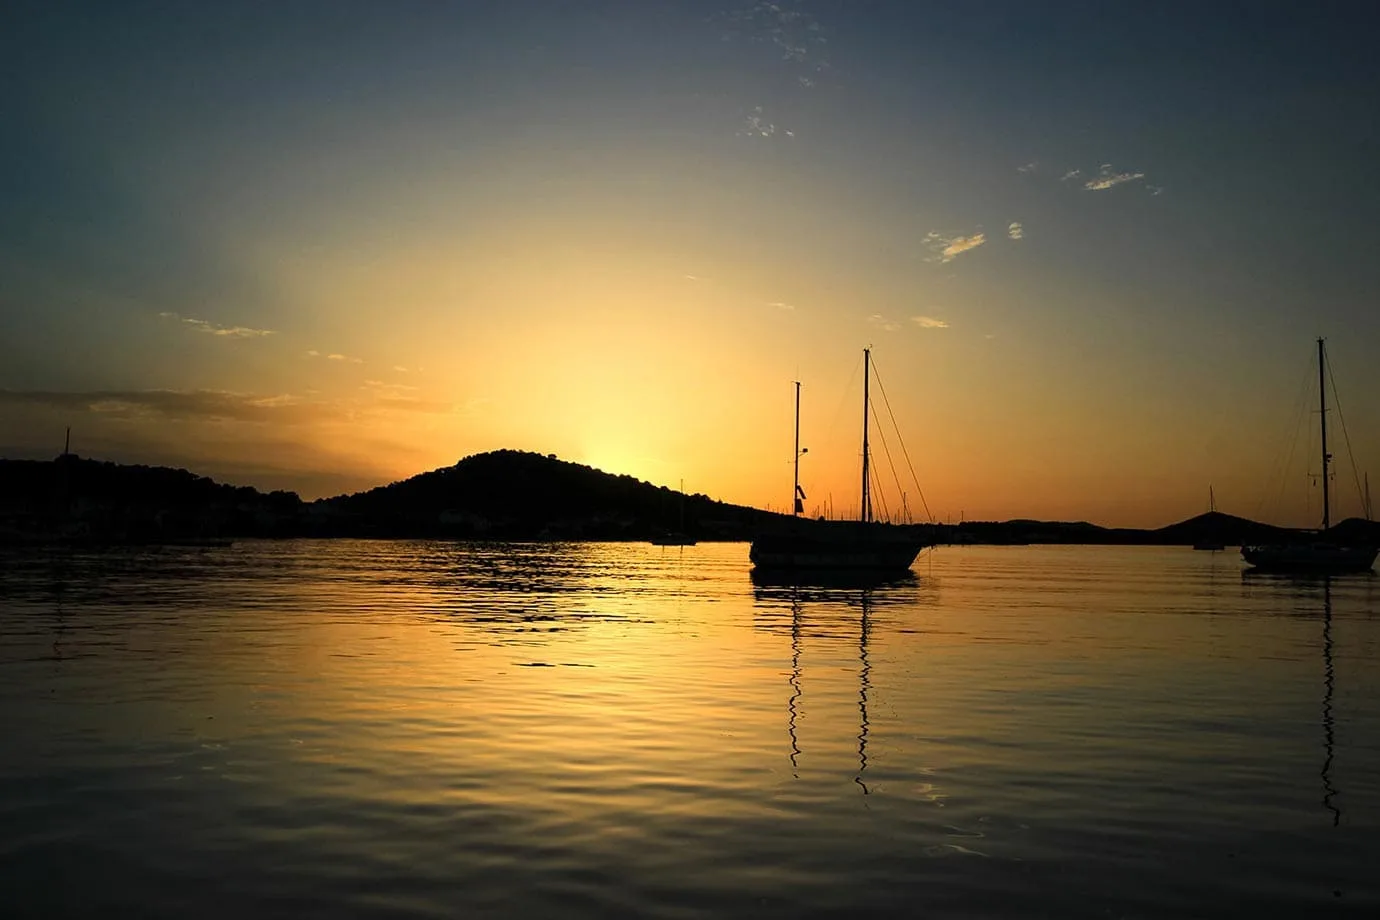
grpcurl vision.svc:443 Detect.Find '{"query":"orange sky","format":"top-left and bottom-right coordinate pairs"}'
top-left (3, 3), bottom-right (1378, 528)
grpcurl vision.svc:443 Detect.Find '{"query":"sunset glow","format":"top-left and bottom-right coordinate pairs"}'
top-left (3, 3), bottom-right (1378, 527)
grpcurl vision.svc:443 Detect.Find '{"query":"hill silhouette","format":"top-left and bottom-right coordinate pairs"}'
top-left (1150, 510), bottom-right (1295, 546)
top-left (2, 448), bottom-right (1375, 547)
top-left (314, 449), bottom-right (774, 539)
top-left (0, 454), bottom-right (302, 543)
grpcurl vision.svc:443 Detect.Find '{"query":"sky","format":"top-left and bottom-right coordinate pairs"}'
top-left (3, 1), bottom-right (1379, 527)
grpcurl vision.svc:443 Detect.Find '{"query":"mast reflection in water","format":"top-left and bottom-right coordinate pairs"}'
top-left (1321, 579), bottom-right (1340, 826)
top-left (751, 569), bottom-right (921, 797)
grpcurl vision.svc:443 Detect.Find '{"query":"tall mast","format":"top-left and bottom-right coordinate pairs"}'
top-left (1318, 337), bottom-right (1331, 531)
top-left (1365, 472), bottom-right (1372, 522)
top-left (861, 348), bottom-right (871, 523)
top-left (792, 381), bottom-right (802, 515)
top-left (1209, 485), bottom-right (1216, 513)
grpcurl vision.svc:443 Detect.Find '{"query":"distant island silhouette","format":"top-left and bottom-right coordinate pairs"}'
top-left (2, 449), bottom-right (1376, 547)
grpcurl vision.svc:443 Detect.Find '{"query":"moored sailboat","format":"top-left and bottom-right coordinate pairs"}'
top-left (1242, 338), bottom-right (1377, 573)
top-left (749, 349), bottom-right (931, 573)
top-left (649, 479), bottom-right (697, 545)
top-left (1192, 486), bottom-right (1226, 551)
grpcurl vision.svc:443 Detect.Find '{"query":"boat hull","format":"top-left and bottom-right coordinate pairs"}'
top-left (1241, 543), bottom-right (1377, 572)
top-left (749, 524), bottom-right (928, 573)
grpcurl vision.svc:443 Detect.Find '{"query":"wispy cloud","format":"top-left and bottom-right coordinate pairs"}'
top-left (362, 380), bottom-right (419, 395)
top-left (741, 105), bottom-right (789, 138)
top-left (1, 388), bottom-right (318, 423)
top-left (1007, 221), bottom-right (1024, 240)
top-left (924, 231), bottom-right (987, 263)
top-left (0, 387), bottom-right (457, 422)
top-left (1147, 184), bottom-right (1164, 196)
top-left (326, 353), bottom-right (364, 364)
top-left (159, 312), bottom-right (274, 338)
top-left (1060, 169), bottom-right (1081, 182)
top-left (912, 316), bottom-right (949, 329)
top-left (392, 365), bottom-right (410, 373)
top-left (719, 1), bottom-right (831, 83)
top-left (1084, 163), bottom-right (1145, 191)
top-left (766, 301), bottom-right (795, 311)
top-left (868, 314), bottom-right (901, 332)
top-left (1017, 162), bottom-right (1038, 174)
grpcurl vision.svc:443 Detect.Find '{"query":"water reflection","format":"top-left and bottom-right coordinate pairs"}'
top-left (751, 572), bottom-right (923, 797)
top-left (4, 543), bottom-right (1378, 918)
top-left (788, 594), bottom-right (801, 778)
top-left (1321, 579), bottom-right (1339, 826)
top-left (856, 594), bottom-right (871, 797)
top-left (1241, 571), bottom-right (1346, 827)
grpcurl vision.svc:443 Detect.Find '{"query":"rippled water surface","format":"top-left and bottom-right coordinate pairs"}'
top-left (2, 541), bottom-right (1378, 917)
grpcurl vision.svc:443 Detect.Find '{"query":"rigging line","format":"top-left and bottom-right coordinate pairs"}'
top-left (869, 356), bottom-right (935, 523)
top-left (869, 461), bottom-right (892, 523)
top-left (1324, 347), bottom-right (1367, 517)
top-left (1264, 348), bottom-right (1314, 515)
top-left (869, 399), bottom-right (907, 520)
top-left (823, 352), bottom-right (865, 459)
top-left (1257, 351), bottom-right (1315, 522)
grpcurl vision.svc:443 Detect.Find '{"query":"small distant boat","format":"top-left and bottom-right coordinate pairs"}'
top-left (1242, 338), bottom-right (1377, 573)
top-left (650, 532), bottom-right (696, 546)
top-left (749, 349), bottom-right (930, 574)
top-left (1192, 486), bottom-right (1225, 551)
top-left (650, 479), bottom-right (696, 546)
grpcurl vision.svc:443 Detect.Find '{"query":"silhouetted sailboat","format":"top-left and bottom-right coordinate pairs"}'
top-left (650, 479), bottom-right (696, 546)
top-left (1193, 486), bottom-right (1225, 551)
top-left (1243, 339), bottom-right (1377, 572)
top-left (749, 349), bottom-right (930, 573)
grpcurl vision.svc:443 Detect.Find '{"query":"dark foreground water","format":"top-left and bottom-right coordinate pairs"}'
top-left (1, 542), bottom-right (1377, 918)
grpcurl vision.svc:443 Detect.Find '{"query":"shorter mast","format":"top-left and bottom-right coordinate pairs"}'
top-left (792, 381), bottom-right (808, 515)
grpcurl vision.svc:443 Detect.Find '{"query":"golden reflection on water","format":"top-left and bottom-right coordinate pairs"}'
top-left (1, 542), bottom-right (1378, 917)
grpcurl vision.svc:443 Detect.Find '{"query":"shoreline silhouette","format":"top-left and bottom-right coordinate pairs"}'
top-left (2, 449), bottom-right (1376, 547)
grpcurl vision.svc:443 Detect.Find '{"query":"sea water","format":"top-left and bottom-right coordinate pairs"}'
top-left (1, 542), bottom-right (1376, 917)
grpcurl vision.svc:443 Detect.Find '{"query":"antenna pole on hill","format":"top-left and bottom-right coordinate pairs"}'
top-left (1318, 337), bottom-right (1331, 531)
top-left (64, 427), bottom-right (70, 457)
top-left (1366, 472), bottom-right (1373, 522)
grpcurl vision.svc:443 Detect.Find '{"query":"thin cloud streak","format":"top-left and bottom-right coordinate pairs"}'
top-left (159, 312), bottom-right (274, 338)
top-left (0, 387), bottom-right (456, 422)
top-left (1084, 164), bottom-right (1145, 191)
top-left (1008, 221), bottom-right (1024, 240)
top-left (912, 316), bottom-right (949, 329)
top-left (925, 231), bottom-right (987, 263)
